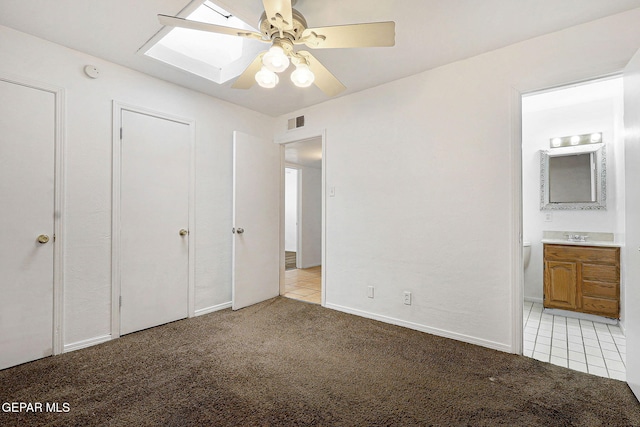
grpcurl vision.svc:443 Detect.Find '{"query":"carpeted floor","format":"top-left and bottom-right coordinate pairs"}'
top-left (1, 297), bottom-right (639, 426)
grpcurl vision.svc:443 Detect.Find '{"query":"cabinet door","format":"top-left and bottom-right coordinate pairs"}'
top-left (544, 261), bottom-right (577, 309)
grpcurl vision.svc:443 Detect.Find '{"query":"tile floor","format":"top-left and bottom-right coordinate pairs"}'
top-left (523, 301), bottom-right (626, 380)
top-left (283, 266), bottom-right (321, 304)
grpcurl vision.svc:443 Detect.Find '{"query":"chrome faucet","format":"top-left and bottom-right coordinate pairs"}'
top-left (565, 233), bottom-right (588, 242)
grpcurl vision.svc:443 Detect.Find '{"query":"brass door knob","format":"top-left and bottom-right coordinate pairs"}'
top-left (37, 234), bottom-right (50, 244)
top-left (179, 229), bottom-right (188, 236)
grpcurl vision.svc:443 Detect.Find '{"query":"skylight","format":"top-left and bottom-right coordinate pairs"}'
top-left (143, 1), bottom-right (262, 84)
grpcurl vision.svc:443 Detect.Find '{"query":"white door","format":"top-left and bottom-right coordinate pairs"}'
top-left (0, 80), bottom-right (55, 369)
top-left (232, 131), bottom-right (281, 310)
top-left (624, 48), bottom-right (640, 400)
top-left (119, 109), bottom-right (190, 335)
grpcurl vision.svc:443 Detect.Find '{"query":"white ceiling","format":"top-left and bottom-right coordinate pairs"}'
top-left (1, 0), bottom-right (639, 116)
top-left (284, 137), bottom-right (322, 169)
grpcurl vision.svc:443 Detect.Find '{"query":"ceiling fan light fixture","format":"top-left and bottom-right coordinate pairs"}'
top-left (255, 66), bottom-right (279, 88)
top-left (291, 63), bottom-right (315, 88)
top-left (262, 45), bottom-right (290, 73)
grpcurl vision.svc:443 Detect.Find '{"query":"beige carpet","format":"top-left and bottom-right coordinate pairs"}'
top-left (1, 297), bottom-right (639, 426)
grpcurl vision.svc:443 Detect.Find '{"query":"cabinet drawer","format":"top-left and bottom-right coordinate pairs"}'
top-left (582, 281), bottom-right (618, 299)
top-left (544, 245), bottom-right (619, 264)
top-left (582, 296), bottom-right (618, 317)
top-left (582, 264), bottom-right (619, 283)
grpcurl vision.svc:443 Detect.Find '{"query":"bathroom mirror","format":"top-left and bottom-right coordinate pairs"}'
top-left (540, 144), bottom-right (606, 210)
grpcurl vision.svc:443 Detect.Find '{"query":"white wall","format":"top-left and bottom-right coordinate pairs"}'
top-left (299, 165), bottom-right (322, 268)
top-left (0, 25), bottom-right (275, 348)
top-left (623, 44), bottom-right (640, 402)
top-left (284, 168), bottom-right (298, 252)
top-left (276, 10), bottom-right (640, 352)
top-left (522, 79), bottom-right (624, 302)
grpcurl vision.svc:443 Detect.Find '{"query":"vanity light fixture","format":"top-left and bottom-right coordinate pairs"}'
top-left (549, 132), bottom-right (604, 148)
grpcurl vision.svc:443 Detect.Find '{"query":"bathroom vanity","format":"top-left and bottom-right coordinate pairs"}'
top-left (543, 242), bottom-right (620, 319)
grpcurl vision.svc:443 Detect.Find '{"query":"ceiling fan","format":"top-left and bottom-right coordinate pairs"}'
top-left (158, 0), bottom-right (395, 96)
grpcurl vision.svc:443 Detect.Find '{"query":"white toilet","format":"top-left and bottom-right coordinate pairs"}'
top-left (523, 240), bottom-right (531, 270)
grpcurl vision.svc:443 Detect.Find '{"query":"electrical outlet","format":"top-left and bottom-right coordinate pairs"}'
top-left (367, 286), bottom-right (374, 298)
top-left (403, 291), bottom-right (412, 305)
top-left (544, 212), bottom-right (553, 222)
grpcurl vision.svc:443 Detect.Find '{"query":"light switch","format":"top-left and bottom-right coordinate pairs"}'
top-left (329, 186), bottom-right (336, 197)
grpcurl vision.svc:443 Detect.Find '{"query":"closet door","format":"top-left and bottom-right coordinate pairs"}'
top-left (0, 79), bottom-right (56, 369)
top-left (119, 108), bottom-right (191, 335)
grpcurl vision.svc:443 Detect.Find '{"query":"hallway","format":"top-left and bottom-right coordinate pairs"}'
top-left (283, 266), bottom-right (321, 304)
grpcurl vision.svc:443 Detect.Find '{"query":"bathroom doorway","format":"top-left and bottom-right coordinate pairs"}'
top-left (520, 77), bottom-right (626, 379)
top-left (281, 137), bottom-right (323, 305)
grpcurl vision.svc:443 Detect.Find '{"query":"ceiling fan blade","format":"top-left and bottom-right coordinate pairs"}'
top-left (231, 53), bottom-right (265, 89)
top-left (298, 51), bottom-right (346, 97)
top-left (299, 21), bottom-right (395, 49)
top-left (262, 0), bottom-right (293, 31)
top-left (158, 14), bottom-right (266, 41)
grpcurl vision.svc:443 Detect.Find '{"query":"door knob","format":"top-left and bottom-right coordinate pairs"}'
top-left (179, 229), bottom-right (188, 236)
top-left (234, 227), bottom-right (244, 234)
top-left (37, 234), bottom-right (50, 244)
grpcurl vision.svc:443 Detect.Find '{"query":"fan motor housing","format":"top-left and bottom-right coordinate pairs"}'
top-left (259, 8), bottom-right (308, 43)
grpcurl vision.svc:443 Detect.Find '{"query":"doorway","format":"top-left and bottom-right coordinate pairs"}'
top-left (520, 77), bottom-right (626, 379)
top-left (285, 167), bottom-right (299, 270)
top-left (279, 135), bottom-right (324, 305)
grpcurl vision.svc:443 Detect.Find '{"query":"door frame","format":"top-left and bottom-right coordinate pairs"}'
top-left (1, 73), bottom-right (66, 356)
top-left (513, 73), bottom-right (624, 356)
top-left (275, 128), bottom-right (326, 306)
top-left (111, 101), bottom-right (196, 338)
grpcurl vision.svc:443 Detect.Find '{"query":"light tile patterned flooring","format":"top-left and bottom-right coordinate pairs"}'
top-left (283, 266), bottom-right (321, 304)
top-left (523, 301), bottom-right (626, 380)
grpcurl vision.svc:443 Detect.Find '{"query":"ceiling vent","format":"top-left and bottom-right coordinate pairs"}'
top-left (288, 115), bottom-right (305, 130)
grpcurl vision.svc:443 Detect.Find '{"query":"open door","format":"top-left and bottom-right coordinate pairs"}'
top-left (624, 48), bottom-right (640, 400)
top-left (232, 131), bottom-right (281, 310)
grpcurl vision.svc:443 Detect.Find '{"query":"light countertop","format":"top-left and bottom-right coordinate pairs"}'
top-left (541, 239), bottom-right (621, 248)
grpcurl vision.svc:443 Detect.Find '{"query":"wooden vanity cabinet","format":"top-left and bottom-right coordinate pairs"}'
top-left (543, 244), bottom-right (620, 318)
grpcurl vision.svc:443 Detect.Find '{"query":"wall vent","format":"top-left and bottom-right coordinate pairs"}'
top-left (288, 115), bottom-right (305, 130)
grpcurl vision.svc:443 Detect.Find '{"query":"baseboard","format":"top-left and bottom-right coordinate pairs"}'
top-left (194, 301), bottom-right (232, 317)
top-left (524, 297), bottom-right (543, 304)
top-left (300, 263), bottom-right (321, 269)
top-left (64, 334), bottom-right (112, 353)
top-left (324, 303), bottom-right (512, 353)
